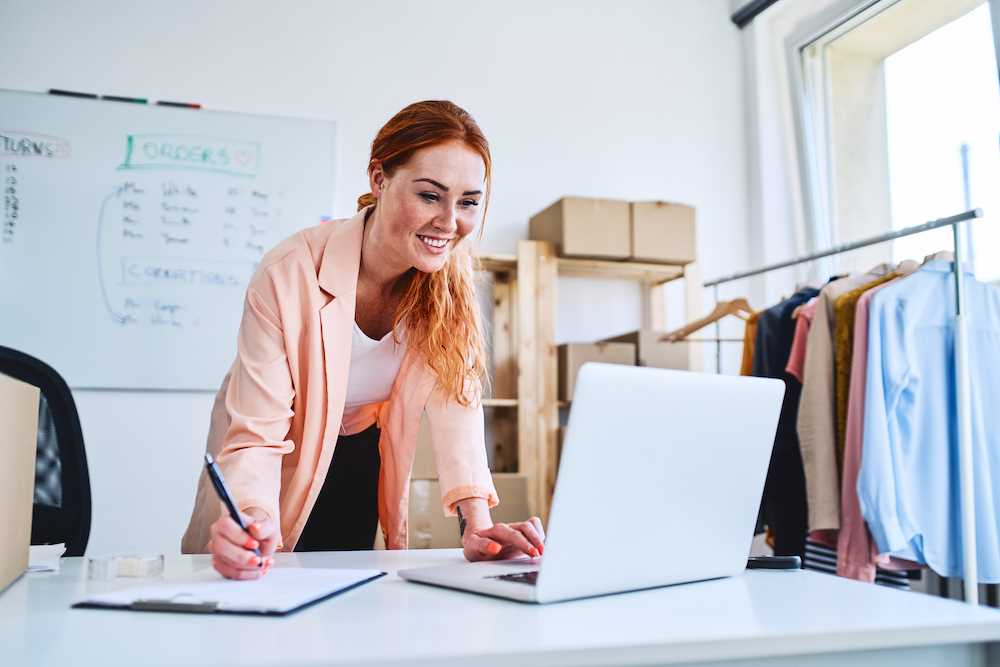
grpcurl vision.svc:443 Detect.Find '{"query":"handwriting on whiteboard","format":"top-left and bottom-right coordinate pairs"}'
top-left (97, 135), bottom-right (282, 327)
top-left (120, 134), bottom-right (260, 178)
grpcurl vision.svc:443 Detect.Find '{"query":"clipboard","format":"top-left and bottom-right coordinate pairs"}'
top-left (73, 568), bottom-right (386, 616)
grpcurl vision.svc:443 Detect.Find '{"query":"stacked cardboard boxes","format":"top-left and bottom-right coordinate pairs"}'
top-left (528, 197), bottom-right (630, 259)
top-left (408, 474), bottom-right (530, 549)
top-left (407, 412), bottom-right (531, 548)
top-left (529, 196), bottom-right (696, 265)
top-left (601, 329), bottom-right (701, 372)
top-left (628, 201), bottom-right (696, 265)
top-left (557, 341), bottom-right (636, 401)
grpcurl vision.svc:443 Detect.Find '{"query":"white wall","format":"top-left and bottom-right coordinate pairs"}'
top-left (2, 0), bottom-right (749, 555)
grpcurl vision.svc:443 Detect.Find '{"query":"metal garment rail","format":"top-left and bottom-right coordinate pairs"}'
top-left (703, 208), bottom-right (984, 604)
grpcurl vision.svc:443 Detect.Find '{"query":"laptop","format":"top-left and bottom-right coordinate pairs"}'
top-left (0, 372), bottom-right (40, 595)
top-left (399, 363), bottom-right (784, 603)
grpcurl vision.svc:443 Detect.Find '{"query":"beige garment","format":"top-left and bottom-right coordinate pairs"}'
top-left (797, 264), bottom-right (892, 532)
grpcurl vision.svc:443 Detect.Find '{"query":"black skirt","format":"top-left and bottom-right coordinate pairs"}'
top-left (295, 423), bottom-right (381, 552)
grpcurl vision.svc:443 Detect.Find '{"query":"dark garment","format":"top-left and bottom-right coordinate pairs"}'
top-left (752, 288), bottom-right (819, 558)
top-left (751, 288), bottom-right (818, 379)
top-left (295, 424), bottom-right (381, 552)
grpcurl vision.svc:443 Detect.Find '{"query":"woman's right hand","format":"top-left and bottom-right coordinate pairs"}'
top-left (207, 507), bottom-right (280, 580)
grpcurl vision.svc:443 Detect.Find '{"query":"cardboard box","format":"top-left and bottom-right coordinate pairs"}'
top-left (629, 201), bottom-right (696, 265)
top-left (529, 197), bottom-right (630, 259)
top-left (0, 373), bottom-right (39, 592)
top-left (411, 412), bottom-right (437, 480)
top-left (408, 474), bottom-right (531, 549)
top-left (558, 342), bottom-right (636, 401)
top-left (602, 329), bottom-right (702, 372)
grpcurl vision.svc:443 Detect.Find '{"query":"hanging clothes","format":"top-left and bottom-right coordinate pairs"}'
top-left (797, 265), bottom-right (893, 534)
top-left (831, 273), bottom-right (901, 459)
top-left (788, 295), bottom-right (847, 549)
top-left (752, 287), bottom-right (819, 558)
top-left (739, 311), bottom-right (761, 376)
top-left (785, 298), bottom-right (817, 383)
top-left (742, 309), bottom-right (765, 535)
top-left (837, 273), bottom-right (920, 581)
top-left (858, 260), bottom-right (1000, 582)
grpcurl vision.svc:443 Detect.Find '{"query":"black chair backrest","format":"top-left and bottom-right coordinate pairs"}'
top-left (0, 346), bottom-right (91, 556)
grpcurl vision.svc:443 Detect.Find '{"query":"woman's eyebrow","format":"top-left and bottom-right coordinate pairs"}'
top-left (413, 177), bottom-right (482, 196)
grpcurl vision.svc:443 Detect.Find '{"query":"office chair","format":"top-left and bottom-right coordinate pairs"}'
top-left (0, 346), bottom-right (91, 557)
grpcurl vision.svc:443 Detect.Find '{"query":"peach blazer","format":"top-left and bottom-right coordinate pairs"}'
top-left (181, 207), bottom-right (498, 553)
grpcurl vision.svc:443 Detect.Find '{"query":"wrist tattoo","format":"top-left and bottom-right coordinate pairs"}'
top-left (457, 505), bottom-right (467, 537)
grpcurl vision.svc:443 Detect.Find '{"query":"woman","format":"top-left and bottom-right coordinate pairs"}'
top-left (182, 101), bottom-right (545, 579)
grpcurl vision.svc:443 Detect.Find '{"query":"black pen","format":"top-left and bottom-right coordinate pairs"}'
top-left (203, 453), bottom-right (263, 565)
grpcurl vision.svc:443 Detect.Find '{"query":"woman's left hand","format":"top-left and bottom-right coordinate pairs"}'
top-left (463, 516), bottom-right (546, 562)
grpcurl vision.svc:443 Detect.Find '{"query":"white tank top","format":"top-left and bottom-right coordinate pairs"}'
top-left (344, 321), bottom-right (407, 409)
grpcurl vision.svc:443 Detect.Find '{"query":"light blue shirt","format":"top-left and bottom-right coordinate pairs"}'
top-left (858, 260), bottom-right (1000, 582)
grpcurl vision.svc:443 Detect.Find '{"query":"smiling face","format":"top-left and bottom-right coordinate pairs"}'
top-left (368, 140), bottom-right (486, 275)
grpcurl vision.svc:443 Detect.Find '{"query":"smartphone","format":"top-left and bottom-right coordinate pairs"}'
top-left (746, 555), bottom-right (802, 570)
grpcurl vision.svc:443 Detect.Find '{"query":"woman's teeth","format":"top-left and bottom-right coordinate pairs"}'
top-left (418, 235), bottom-right (449, 249)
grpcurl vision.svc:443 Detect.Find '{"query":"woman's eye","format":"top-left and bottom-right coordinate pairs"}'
top-left (419, 192), bottom-right (439, 203)
top-left (461, 199), bottom-right (480, 208)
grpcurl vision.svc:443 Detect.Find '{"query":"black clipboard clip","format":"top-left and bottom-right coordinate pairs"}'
top-left (131, 598), bottom-right (219, 613)
top-left (130, 591), bottom-right (220, 613)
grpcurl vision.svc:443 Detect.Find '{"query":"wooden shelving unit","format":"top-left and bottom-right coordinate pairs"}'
top-left (479, 253), bottom-right (685, 284)
top-left (477, 241), bottom-right (701, 524)
top-left (482, 398), bottom-right (519, 408)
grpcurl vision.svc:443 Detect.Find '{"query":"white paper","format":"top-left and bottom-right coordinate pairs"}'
top-left (76, 567), bottom-right (383, 613)
top-left (28, 543), bottom-right (66, 573)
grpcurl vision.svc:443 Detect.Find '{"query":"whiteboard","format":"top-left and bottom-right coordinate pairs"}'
top-left (0, 89), bottom-right (336, 390)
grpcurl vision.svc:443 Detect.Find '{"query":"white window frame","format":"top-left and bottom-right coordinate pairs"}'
top-left (785, 0), bottom-right (1000, 264)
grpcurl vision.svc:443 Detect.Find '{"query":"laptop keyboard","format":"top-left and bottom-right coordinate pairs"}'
top-left (489, 570), bottom-right (539, 586)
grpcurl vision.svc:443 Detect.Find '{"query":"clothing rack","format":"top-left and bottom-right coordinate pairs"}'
top-left (702, 208), bottom-right (985, 604)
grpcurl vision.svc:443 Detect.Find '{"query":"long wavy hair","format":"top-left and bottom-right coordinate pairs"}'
top-left (357, 101), bottom-right (491, 407)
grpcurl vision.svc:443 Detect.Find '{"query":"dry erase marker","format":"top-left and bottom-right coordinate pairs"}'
top-left (102, 94), bottom-right (147, 104)
top-left (157, 100), bottom-right (202, 109)
top-left (48, 88), bottom-right (98, 99)
top-left (203, 453), bottom-right (263, 565)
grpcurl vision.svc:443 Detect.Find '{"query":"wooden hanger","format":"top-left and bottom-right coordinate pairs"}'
top-left (658, 298), bottom-right (755, 343)
top-left (923, 250), bottom-right (954, 264)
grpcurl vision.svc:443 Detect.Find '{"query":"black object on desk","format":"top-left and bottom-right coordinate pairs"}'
top-left (747, 555), bottom-right (802, 570)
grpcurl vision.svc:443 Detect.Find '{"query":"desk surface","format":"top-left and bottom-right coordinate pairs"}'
top-left (3, 549), bottom-right (1000, 666)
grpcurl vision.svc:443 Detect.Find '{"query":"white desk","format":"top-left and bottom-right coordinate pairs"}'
top-left (3, 549), bottom-right (1000, 666)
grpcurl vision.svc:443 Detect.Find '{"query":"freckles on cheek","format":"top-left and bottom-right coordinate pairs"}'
top-left (399, 199), bottom-right (431, 233)
top-left (456, 211), bottom-right (478, 235)
top-left (458, 220), bottom-right (477, 240)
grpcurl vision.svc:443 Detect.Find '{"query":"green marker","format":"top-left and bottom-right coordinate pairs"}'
top-left (102, 95), bottom-right (148, 104)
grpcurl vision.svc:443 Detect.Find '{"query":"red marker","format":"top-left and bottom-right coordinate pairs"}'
top-left (156, 100), bottom-right (202, 109)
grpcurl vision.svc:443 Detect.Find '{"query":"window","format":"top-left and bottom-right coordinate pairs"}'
top-left (885, 5), bottom-right (1000, 282)
top-left (793, 0), bottom-right (1000, 281)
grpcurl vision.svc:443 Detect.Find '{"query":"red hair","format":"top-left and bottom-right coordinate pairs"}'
top-left (357, 101), bottom-right (491, 406)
